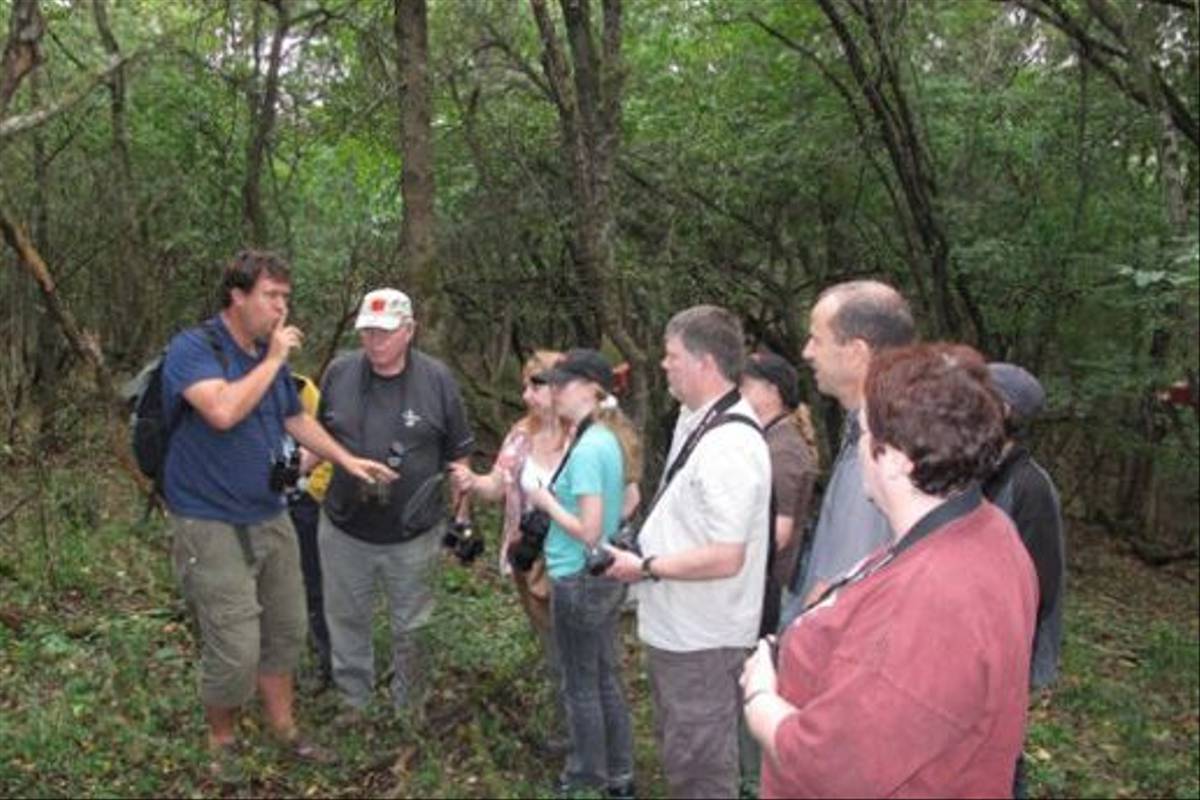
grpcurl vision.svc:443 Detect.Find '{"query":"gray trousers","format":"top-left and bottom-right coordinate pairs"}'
top-left (319, 511), bottom-right (440, 710)
top-left (646, 644), bottom-right (746, 800)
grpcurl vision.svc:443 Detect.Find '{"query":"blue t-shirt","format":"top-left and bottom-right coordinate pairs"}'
top-left (545, 423), bottom-right (625, 579)
top-left (161, 316), bottom-right (301, 524)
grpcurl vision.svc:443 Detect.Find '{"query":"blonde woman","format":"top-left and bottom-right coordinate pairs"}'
top-left (449, 350), bottom-right (570, 745)
top-left (528, 348), bottom-right (641, 798)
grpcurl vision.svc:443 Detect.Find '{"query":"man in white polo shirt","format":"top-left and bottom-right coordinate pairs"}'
top-left (607, 305), bottom-right (771, 799)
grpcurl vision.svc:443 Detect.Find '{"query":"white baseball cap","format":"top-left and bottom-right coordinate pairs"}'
top-left (355, 288), bottom-right (413, 331)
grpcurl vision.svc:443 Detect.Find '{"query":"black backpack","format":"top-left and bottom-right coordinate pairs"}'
top-left (125, 323), bottom-right (227, 496)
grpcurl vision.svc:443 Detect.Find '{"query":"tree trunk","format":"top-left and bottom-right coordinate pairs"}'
top-left (394, 0), bottom-right (438, 326)
top-left (0, 0), bottom-right (43, 117)
top-left (813, 0), bottom-right (964, 340)
top-left (0, 202), bottom-right (117, 403)
top-left (528, 0), bottom-right (650, 428)
top-left (1011, 0), bottom-right (1198, 150)
top-left (93, 0), bottom-right (148, 360)
top-left (29, 68), bottom-right (60, 436)
top-left (0, 201), bottom-right (150, 492)
top-left (241, 0), bottom-right (289, 248)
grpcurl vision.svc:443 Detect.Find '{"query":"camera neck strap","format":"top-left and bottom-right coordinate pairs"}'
top-left (799, 485), bottom-right (983, 618)
top-left (547, 416), bottom-right (593, 494)
top-left (355, 354), bottom-right (390, 456)
top-left (640, 387), bottom-right (744, 523)
top-left (762, 412), bottom-right (789, 433)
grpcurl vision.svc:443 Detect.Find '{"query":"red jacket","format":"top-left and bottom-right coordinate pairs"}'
top-left (762, 498), bottom-right (1037, 799)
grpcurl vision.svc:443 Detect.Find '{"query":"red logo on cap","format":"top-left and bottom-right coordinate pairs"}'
top-left (371, 298), bottom-right (386, 312)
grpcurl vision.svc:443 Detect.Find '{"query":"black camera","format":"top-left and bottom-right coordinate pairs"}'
top-left (584, 523), bottom-right (641, 576)
top-left (509, 509), bottom-right (552, 572)
top-left (269, 448), bottom-right (301, 493)
top-left (612, 520), bottom-right (642, 556)
top-left (584, 545), bottom-right (614, 576)
top-left (443, 520), bottom-right (484, 564)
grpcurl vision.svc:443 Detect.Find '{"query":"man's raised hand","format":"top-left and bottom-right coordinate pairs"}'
top-left (268, 308), bottom-right (304, 362)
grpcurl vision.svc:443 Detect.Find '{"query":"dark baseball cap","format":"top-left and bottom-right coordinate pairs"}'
top-left (988, 362), bottom-right (1046, 424)
top-left (538, 348), bottom-right (614, 392)
top-left (743, 352), bottom-right (801, 410)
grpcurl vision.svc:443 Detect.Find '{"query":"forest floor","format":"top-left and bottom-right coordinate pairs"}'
top-left (0, 465), bottom-right (1196, 798)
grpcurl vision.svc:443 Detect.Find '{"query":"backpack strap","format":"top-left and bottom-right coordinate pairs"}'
top-left (200, 320), bottom-right (229, 374)
top-left (711, 413), bottom-right (781, 636)
top-left (166, 321), bottom-right (230, 434)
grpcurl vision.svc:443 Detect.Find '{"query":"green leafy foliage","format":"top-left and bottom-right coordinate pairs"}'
top-left (0, 0), bottom-right (1197, 790)
top-left (1, 465), bottom-right (1197, 797)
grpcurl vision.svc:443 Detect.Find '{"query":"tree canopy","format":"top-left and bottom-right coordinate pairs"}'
top-left (1, 0), bottom-right (1196, 556)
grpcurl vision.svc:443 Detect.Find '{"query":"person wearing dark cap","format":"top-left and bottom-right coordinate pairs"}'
top-left (737, 352), bottom-right (818, 796)
top-left (740, 352), bottom-right (818, 622)
top-left (983, 362), bottom-right (1065, 798)
top-left (526, 348), bottom-right (642, 798)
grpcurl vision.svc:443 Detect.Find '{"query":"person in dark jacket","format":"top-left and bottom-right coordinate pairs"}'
top-left (983, 362), bottom-right (1066, 799)
top-left (984, 362), bottom-right (1064, 689)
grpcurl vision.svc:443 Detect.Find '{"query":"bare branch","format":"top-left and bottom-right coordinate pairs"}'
top-left (1011, 0), bottom-right (1199, 148)
top-left (0, 52), bottom-right (137, 142)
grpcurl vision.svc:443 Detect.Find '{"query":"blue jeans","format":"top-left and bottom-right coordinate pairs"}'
top-left (551, 571), bottom-right (634, 790)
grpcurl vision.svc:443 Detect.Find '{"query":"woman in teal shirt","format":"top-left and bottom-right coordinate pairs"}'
top-left (529, 348), bottom-right (641, 798)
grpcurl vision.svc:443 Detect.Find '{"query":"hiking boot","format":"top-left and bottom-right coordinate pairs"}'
top-left (543, 731), bottom-right (570, 756)
top-left (556, 774), bottom-right (607, 799)
top-left (276, 731), bottom-right (337, 765)
top-left (606, 780), bottom-right (637, 799)
top-left (332, 706), bottom-right (369, 732)
top-left (301, 664), bottom-right (333, 696)
top-left (207, 742), bottom-right (245, 786)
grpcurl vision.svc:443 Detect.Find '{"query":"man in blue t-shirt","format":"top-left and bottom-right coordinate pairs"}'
top-left (162, 250), bottom-right (396, 769)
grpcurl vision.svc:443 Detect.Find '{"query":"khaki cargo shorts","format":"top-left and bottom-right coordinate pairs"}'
top-left (171, 513), bottom-right (306, 708)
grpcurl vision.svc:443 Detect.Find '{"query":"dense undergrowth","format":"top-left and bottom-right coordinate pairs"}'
top-left (0, 468), bottom-right (1196, 798)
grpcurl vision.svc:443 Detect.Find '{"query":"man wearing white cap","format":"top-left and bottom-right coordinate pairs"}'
top-left (317, 288), bottom-right (474, 721)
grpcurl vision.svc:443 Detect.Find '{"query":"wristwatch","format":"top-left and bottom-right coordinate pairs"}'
top-left (641, 556), bottom-right (660, 582)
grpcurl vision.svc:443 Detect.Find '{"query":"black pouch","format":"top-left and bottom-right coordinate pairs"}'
top-left (398, 473), bottom-right (448, 540)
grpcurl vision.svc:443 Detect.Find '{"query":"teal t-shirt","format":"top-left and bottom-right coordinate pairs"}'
top-left (545, 423), bottom-right (626, 579)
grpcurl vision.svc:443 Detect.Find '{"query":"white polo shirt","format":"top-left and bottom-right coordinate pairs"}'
top-left (636, 395), bottom-right (772, 652)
